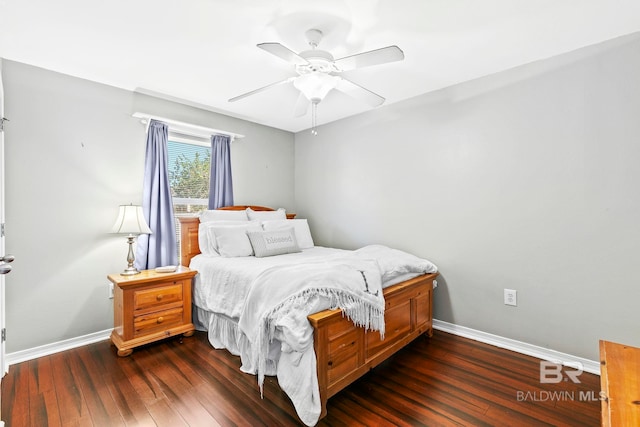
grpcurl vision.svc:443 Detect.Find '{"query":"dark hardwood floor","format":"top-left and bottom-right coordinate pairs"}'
top-left (1, 330), bottom-right (601, 426)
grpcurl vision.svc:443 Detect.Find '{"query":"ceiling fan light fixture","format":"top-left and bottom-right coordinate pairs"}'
top-left (231, 28), bottom-right (404, 136)
top-left (293, 72), bottom-right (340, 103)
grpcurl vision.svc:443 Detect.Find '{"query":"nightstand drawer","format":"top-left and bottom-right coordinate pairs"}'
top-left (134, 306), bottom-right (184, 337)
top-left (134, 283), bottom-right (183, 311)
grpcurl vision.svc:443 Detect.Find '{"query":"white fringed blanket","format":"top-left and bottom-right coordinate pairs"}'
top-left (238, 258), bottom-right (384, 426)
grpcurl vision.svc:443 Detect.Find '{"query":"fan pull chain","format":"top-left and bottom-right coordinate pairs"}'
top-left (311, 101), bottom-right (318, 136)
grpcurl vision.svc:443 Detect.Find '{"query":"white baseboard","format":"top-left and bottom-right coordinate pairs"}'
top-left (5, 329), bottom-right (112, 367)
top-left (433, 319), bottom-right (600, 375)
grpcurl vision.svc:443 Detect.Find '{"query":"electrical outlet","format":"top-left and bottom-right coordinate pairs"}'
top-left (504, 289), bottom-right (517, 306)
top-left (108, 283), bottom-right (114, 299)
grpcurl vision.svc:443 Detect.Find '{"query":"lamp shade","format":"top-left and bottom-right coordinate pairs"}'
top-left (111, 205), bottom-right (152, 235)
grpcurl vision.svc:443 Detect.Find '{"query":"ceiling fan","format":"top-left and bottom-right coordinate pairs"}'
top-left (229, 29), bottom-right (404, 134)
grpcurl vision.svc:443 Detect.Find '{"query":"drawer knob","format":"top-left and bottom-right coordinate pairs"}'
top-left (156, 294), bottom-right (163, 301)
top-left (157, 317), bottom-right (164, 324)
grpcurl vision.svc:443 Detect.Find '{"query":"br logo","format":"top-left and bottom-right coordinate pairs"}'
top-left (539, 361), bottom-right (583, 384)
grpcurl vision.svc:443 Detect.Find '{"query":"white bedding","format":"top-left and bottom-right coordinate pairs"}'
top-left (190, 246), bottom-right (435, 316)
top-left (189, 244), bottom-right (437, 426)
top-left (190, 247), bottom-right (350, 317)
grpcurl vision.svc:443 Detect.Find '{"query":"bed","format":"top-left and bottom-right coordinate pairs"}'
top-left (178, 206), bottom-right (439, 425)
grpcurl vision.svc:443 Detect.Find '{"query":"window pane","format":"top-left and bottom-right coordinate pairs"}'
top-left (167, 139), bottom-right (211, 261)
top-left (168, 140), bottom-right (211, 206)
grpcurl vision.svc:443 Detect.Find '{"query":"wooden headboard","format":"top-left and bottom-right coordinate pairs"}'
top-left (178, 205), bottom-right (296, 267)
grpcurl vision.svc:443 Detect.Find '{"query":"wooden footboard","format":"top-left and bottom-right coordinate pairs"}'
top-left (308, 272), bottom-right (437, 419)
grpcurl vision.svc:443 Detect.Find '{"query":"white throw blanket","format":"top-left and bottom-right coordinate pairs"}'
top-left (238, 258), bottom-right (384, 426)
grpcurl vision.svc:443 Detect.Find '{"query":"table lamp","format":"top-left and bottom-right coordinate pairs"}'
top-left (111, 204), bottom-right (152, 275)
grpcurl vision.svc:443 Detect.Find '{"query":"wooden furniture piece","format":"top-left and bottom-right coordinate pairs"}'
top-left (109, 267), bottom-right (197, 357)
top-left (179, 206), bottom-right (438, 419)
top-left (599, 340), bottom-right (640, 426)
top-left (309, 273), bottom-right (435, 418)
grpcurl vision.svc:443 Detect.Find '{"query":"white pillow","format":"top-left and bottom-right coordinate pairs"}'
top-left (247, 229), bottom-right (301, 258)
top-left (198, 221), bottom-right (259, 255)
top-left (200, 209), bottom-right (249, 222)
top-left (215, 227), bottom-right (255, 257)
top-left (246, 207), bottom-right (286, 221)
top-left (261, 219), bottom-right (314, 249)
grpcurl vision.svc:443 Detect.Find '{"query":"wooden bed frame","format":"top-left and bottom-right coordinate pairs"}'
top-left (178, 206), bottom-right (438, 419)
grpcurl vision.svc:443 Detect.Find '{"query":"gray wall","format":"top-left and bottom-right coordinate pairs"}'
top-left (3, 60), bottom-right (295, 353)
top-left (295, 32), bottom-right (640, 361)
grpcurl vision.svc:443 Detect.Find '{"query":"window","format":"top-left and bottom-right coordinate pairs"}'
top-left (167, 133), bottom-right (211, 257)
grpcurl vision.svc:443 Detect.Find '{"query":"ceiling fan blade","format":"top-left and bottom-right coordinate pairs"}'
top-left (334, 45), bottom-right (404, 71)
top-left (337, 78), bottom-right (385, 107)
top-left (293, 92), bottom-right (309, 117)
top-left (228, 78), bottom-right (294, 103)
top-left (257, 43), bottom-right (309, 66)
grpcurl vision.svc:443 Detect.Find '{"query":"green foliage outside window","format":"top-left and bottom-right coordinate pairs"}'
top-left (169, 150), bottom-right (211, 199)
top-left (168, 140), bottom-right (210, 214)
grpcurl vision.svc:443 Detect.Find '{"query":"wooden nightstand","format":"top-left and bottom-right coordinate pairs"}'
top-left (109, 267), bottom-right (197, 357)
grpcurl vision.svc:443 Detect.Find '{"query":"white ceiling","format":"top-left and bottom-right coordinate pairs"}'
top-left (2, 0), bottom-right (640, 133)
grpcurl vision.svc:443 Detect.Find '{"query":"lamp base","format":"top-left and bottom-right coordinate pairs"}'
top-left (120, 235), bottom-right (141, 276)
top-left (121, 267), bottom-right (141, 276)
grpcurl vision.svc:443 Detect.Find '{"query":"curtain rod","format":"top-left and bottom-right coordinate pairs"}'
top-left (132, 112), bottom-right (245, 140)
